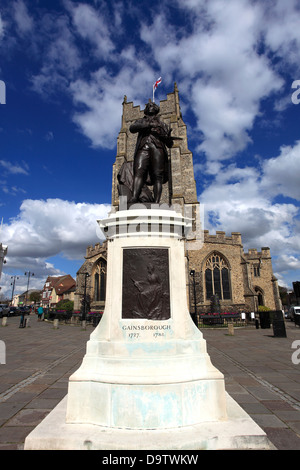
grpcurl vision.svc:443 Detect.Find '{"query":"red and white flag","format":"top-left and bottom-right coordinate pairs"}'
top-left (153, 77), bottom-right (162, 102)
top-left (153, 77), bottom-right (162, 90)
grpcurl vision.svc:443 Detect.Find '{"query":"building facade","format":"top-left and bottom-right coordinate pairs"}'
top-left (74, 84), bottom-right (281, 314)
top-left (187, 232), bottom-right (281, 313)
top-left (41, 275), bottom-right (76, 308)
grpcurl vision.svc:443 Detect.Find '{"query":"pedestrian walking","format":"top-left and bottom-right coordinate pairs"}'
top-left (37, 305), bottom-right (44, 321)
top-left (19, 311), bottom-right (25, 328)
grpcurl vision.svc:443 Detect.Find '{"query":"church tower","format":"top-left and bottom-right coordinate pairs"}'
top-left (111, 83), bottom-right (199, 218)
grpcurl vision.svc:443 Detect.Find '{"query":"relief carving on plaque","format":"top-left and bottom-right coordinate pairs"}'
top-left (122, 248), bottom-right (171, 320)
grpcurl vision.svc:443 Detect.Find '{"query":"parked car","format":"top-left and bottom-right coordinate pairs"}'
top-left (19, 306), bottom-right (30, 314)
top-left (6, 306), bottom-right (20, 317)
top-left (289, 306), bottom-right (300, 322)
top-left (0, 304), bottom-right (9, 318)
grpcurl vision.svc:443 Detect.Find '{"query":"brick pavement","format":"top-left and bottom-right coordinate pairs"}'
top-left (1, 314), bottom-right (300, 450)
top-left (202, 321), bottom-right (300, 450)
top-left (0, 316), bottom-right (91, 450)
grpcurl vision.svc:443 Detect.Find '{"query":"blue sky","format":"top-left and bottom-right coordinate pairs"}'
top-left (0, 0), bottom-right (299, 299)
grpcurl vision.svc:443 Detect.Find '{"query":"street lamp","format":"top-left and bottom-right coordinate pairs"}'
top-left (0, 243), bottom-right (7, 281)
top-left (24, 271), bottom-right (34, 306)
top-left (189, 269), bottom-right (198, 327)
top-left (10, 275), bottom-right (19, 305)
top-left (82, 272), bottom-right (90, 322)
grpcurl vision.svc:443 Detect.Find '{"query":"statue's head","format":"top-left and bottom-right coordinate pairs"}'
top-left (144, 101), bottom-right (160, 116)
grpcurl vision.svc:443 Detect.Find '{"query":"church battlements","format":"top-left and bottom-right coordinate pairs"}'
top-left (85, 241), bottom-right (107, 260)
top-left (203, 230), bottom-right (242, 245)
top-left (121, 83), bottom-right (182, 122)
top-left (244, 247), bottom-right (271, 260)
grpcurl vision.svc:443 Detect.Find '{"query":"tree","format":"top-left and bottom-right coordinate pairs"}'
top-left (278, 285), bottom-right (288, 306)
top-left (29, 291), bottom-right (41, 303)
top-left (55, 299), bottom-right (74, 312)
top-left (258, 305), bottom-right (271, 312)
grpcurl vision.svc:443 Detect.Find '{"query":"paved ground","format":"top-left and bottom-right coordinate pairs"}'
top-left (0, 315), bottom-right (300, 450)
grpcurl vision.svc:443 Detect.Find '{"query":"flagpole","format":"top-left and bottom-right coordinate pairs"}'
top-left (152, 77), bottom-right (161, 103)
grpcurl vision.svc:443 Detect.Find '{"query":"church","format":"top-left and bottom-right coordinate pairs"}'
top-left (74, 84), bottom-right (282, 316)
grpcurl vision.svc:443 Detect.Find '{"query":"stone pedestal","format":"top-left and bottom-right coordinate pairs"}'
top-left (24, 207), bottom-right (273, 450)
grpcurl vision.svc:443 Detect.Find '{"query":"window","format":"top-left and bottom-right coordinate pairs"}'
top-left (94, 259), bottom-right (106, 302)
top-left (205, 253), bottom-right (231, 301)
top-left (255, 287), bottom-right (264, 306)
top-left (254, 265), bottom-right (260, 277)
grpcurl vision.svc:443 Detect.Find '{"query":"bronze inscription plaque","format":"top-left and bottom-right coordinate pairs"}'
top-left (122, 248), bottom-right (170, 320)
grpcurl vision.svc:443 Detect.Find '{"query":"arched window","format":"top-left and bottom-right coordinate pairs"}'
top-left (205, 253), bottom-right (231, 301)
top-left (94, 259), bottom-right (106, 302)
top-left (255, 287), bottom-right (264, 306)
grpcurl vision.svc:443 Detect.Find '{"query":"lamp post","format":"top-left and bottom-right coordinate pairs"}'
top-left (0, 243), bottom-right (7, 281)
top-left (10, 275), bottom-right (19, 305)
top-left (82, 272), bottom-right (90, 322)
top-left (189, 269), bottom-right (198, 327)
top-left (24, 271), bottom-right (34, 306)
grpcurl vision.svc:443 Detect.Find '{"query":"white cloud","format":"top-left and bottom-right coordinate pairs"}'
top-left (1, 185), bottom-right (26, 196)
top-left (0, 198), bottom-right (111, 298)
top-left (13, 0), bottom-right (300, 160)
top-left (140, 0), bottom-right (285, 161)
top-left (0, 14), bottom-right (5, 39)
top-left (23, 0), bottom-right (297, 159)
top-left (261, 141), bottom-right (300, 201)
top-left (2, 0), bottom-right (299, 291)
top-left (67, 2), bottom-right (115, 58)
top-left (13, 0), bottom-right (33, 35)
top-left (200, 155), bottom-right (300, 284)
top-left (2, 198), bottom-right (110, 264)
top-left (70, 60), bottom-right (155, 148)
top-left (26, 2), bottom-right (156, 147)
top-left (263, 0), bottom-right (300, 72)
top-left (30, 13), bottom-right (82, 96)
top-left (45, 131), bottom-right (54, 141)
top-left (275, 254), bottom-right (300, 273)
top-left (0, 261), bottom-right (63, 299)
top-left (0, 160), bottom-right (29, 176)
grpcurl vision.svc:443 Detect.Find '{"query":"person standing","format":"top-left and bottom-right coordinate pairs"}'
top-left (37, 305), bottom-right (44, 321)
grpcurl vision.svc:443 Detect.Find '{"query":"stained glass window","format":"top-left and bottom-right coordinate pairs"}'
top-left (205, 253), bottom-right (231, 301)
top-left (94, 259), bottom-right (106, 301)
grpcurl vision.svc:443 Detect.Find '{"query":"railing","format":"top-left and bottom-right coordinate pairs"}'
top-left (196, 313), bottom-right (245, 328)
top-left (194, 310), bottom-right (287, 337)
top-left (43, 309), bottom-right (103, 326)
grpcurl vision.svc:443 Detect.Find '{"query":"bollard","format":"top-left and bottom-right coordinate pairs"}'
top-left (53, 318), bottom-right (59, 329)
top-left (228, 322), bottom-right (234, 336)
top-left (81, 320), bottom-right (86, 330)
top-left (1, 317), bottom-right (7, 327)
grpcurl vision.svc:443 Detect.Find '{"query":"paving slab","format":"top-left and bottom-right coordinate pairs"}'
top-left (1, 315), bottom-right (300, 449)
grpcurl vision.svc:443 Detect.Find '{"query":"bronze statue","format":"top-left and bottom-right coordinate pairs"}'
top-left (129, 101), bottom-right (174, 203)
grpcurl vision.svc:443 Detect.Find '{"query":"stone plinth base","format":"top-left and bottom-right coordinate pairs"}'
top-left (24, 393), bottom-right (274, 450)
top-left (24, 208), bottom-right (274, 451)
